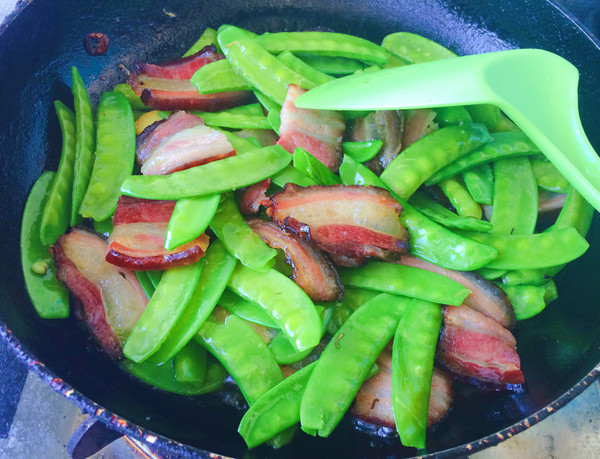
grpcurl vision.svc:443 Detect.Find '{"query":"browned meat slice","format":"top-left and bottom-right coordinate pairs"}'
top-left (437, 305), bottom-right (524, 388)
top-left (106, 196), bottom-right (209, 270)
top-left (53, 228), bottom-right (147, 360)
top-left (128, 44), bottom-right (250, 111)
top-left (402, 109), bottom-right (438, 150)
top-left (267, 184), bottom-right (410, 266)
top-left (276, 84), bottom-right (345, 171)
top-left (239, 179), bottom-right (271, 216)
top-left (247, 218), bottom-right (343, 302)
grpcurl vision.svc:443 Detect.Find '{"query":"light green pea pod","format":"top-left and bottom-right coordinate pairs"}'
top-left (183, 27), bottom-right (220, 56)
top-left (439, 176), bottom-right (482, 219)
top-left (135, 271), bottom-right (154, 299)
top-left (462, 163), bottom-right (494, 205)
top-left (501, 283), bottom-right (548, 320)
top-left (342, 140), bottom-right (383, 163)
top-left (293, 147), bottom-right (341, 185)
top-left (298, 54), bottom-right (365, 74)
top-left (191, 59), bottom-right (253, 94)
top-left (271, 165), bottom-right (318, 188)
top-left (173, 340), bottom-right (208, 384)
top-left (218, 288), bottom-right (279, 328)
top-left (381, 31), bottom-right (457, 64)
top-left (113, 83), bottom-right (148, 111)
top-left (531, 156), bottom-right (570, 193)
top-left (165, 194), bottom-right (220, 250)
top-left (277, 50), bottom-right (335, 86)
top-left (434, 106), bottom-right (472, 127)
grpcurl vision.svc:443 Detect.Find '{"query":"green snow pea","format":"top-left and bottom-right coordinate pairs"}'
top-left (434, 106), bottom-right (472, 127)
top-left (112, 83), bottom-right (148, 111)
top-left (277, 51), bottom-right (335, 86)
top-left (218, 26), bottom-right (315, 105)
top-left (227, 263), bottom-right (321, 352)
top-left (293, 147), bottom-right (341, 185)
top-left (120, 145), bottom-right (292, 199)
top-left (80, 91), bottom-right (135, 222)
top-left (462, 164), bottom-right (494, 205)
top-left (426, 131), bottom-right (540, 185)
top-left (490, 157), bottom-right (538, 235)
top-left (478, 267), bottom-right (508, 280)
top-left (462, 227), bottom-right (589, 270)
top-left (70, 67), bottom-right (96, 226)
top-left (210, 193), bottom-right (277, 271)
top-left (267, 110), bottom-right (281, 135)
top-left (339, 156), bottom-right (497, 270)
top-left (392, 299), bottom-right (442, 449)
top-left (239, 362), bottom-right (316, 448)
top-left (297, 54), bottom-right (365, 75)
top-left (254, 31), bottom-right (390, 66)
top-left (195, 313), bottom-right (283, 405)
top-left (93, 218), bottom-right (112, 236)
top-left (409, 192), bottom-right (492, 232)
top-left (300, 293), bottom-right (409, 437)
top-left (135, 271), bottom-right (154, 298)
top-left (381, 32), bottom-right (456, 64)
top-left (149, 240), bottom-right (237, 363)
top-left (147, 270), bottom-right (163, 289)
top-left (271, 165), bottom-right (318, 188)
top-left (216, 128), bottom-right (262, 155)
top-left (21, 172), bottom-right (69, 319)
top-left (184, 27), bottom-right (220, 57)
top-left (39, 101), bottom-right (76, 246)
top-left (531, 156), bottom-right (570, 193)
top-left (380, 124), bottom-right (491, 200)
top-left (218, 288), bottom-right (278, 328)
top-left (252, 91), bottom-right (282, 134)
top-left (342, 140), bottom-right (383, 163)
top-left (191, 109), bottom-right (271, 130)
top-left (439, 176), bottom-right (482, 219)
top-left (466, 104), bottom-right (518, 132)
top-left (122, 354), bottom-right (226, 396)
top-left (164, 194), bottom-right (220, 250)
top-left (501, 283), bottom-right (548, 320)
top-left (124, 261), bottom-right (204, 363)
top-left (191, 59), bottom-right (253, 93)
top-left (338, 261), bottom-right (470, 306)
top-left (327, 287), bottom-right (380, 335)
top-left (173, 341), bottom-right (207, 384)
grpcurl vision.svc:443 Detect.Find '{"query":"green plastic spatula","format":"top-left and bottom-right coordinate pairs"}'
top-left (295, 49), bottom-right (600, 212)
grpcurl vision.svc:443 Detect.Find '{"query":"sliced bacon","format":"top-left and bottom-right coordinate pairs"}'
top-left (239, 179), bottom-right (271, 215)
top-left (267, 184), bottom-right (410, 266)
top-left (402, 108), bottom-right (439, 150)
top-left (398, 255), bottom-right (516, 328)
top-left (53, 228), bottom-right (147, 360)
top-left (128, 45), bottom-right (250, 111)
top-left (247, 218), bottom-right (343, 302)
top-left (437, 305), bottom-right (524, 388)
top-left (107, 196), bottom-right (209, 270)
top-left (353, 345), bottom-right (454, 429)
top-left (276, 84), bottom-right (345, 172)
top-left (136, 112), bottom-right (235, 175)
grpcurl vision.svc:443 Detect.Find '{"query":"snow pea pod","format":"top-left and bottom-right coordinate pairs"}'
top-left (409, 192), bottom-right (492, 232)
top-left (531, 156), bottom-right (570, 193)
top-left (124, 261), bottom-right (204, 363)
top-left (490, 157), bottom-right (538, 235)
top-left (327, 287), bottom-right (380, 335)
top-left (80, 91), bottom-right (135, 222)
top-left (120, 145), bottom-right (292, 200)
top-left (184, 27), bottom-right (220, 57)
top-left (462, 227), bottom-right (588, 270)
top-left (342, 140), bottom-right (383, 163)
top-left (173, 341), bottom-right (207, 384)
top-left (147, 270), bottom-right (163, 289)
top-left (113, 83), bottom-right (148, 111)
top-left (462, 164), bottom-right (494, 205)
top-left (149, 241), bottom-right (236, 363)
top-left (338, 261), bottom-right (470, 306)
top-left (434, 106), bottom-right (472, 127)
top-left (501, 283), bottom-right (547, 320)
top-left (255, 31), bottom-right (390, 66)
top-left (426, 131), bottom-right (539, 185)
top-left (191, 59), bottom-right (250, 93)
top-left (228, 263), bottom-right (321, 352)
top-left (21, 172), bottom-right (69, 319)
top-left (271, 165), bottom-right (318, 188)
top-left (210, 193), bottom-right (277, 271)
top-left (300, 293), bottom-right (409, 437)
top-left (239, 362), bottom-right (316, 448)
top-left (382, 32), bottom-right (456, 64)
top-left (164, 194), bottom-right (220, 250)
top-left (122, 354), bottom-right (226, 396)
top-left (439, 176), bottom-right (482, 219)
top-left (39, 101), bottom-right (76, 246)
top-left (191, 110), bottom-right (271, 130)
top-left (466, 104), bottom-right (518, 133)
top-left (392, 299), bottom-right (442, 449)
top-left (135, 271), bottom-right (154, 298)
top-left (277, 51), bottom-right (334, 86)
top-left (70, 67), bottom-right (96, 226)
top-left (339, 156), bottom-right (497, 270)
top-left (293, 147), bottom-right (341, 185)
top-left (298, 54), bottom-right (364, 75)
top-left (195, 313), bottom-right (283, 405)
top-left (380, 124), bottom-right (490, 200)
top-left (219, 288), bottom-right (278, 328)
top-left (218, 26), bottom-right (315, 105)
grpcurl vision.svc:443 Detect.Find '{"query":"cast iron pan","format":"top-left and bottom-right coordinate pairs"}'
top-left (1, 0), bottom-right (600, 457)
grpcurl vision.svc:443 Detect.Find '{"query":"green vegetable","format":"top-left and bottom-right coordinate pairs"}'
top-left (39, 101), bottom-right (76, 246)
top-left (462, 164), bottom-right (494, 205)
top-left (439, 176), bottom-right (482, 219)
top-left (298, 54), bottom-right (365, 74)
top-left (113, 83), bottom-right (148, 110)
top-left (531, 156), bottom-right (570, 193)
top-left (173, 341), bottom-right (207, 383)
top-left (277, 50), bottom-right (335, 86)
top-left (21, 172), bottom-right (69, 318)
top-left (80, 91), bottom-right (135, 221)
top-left (165, 194), bottom-right (220, 250)
top-left (382, 32), bottom-right (456, 64)
top-left (434, 106), bottom-right (472, 127)
top-left (293, 147), bottom-right (341, 185)
top-left (342, 140), bottom-right (383, 163)
top-left (191, 59), bottom-right (253, 94)
top-left (218, 288), bottom-right (279, 328)
top-left (184, 27), bottom-right (220, 57)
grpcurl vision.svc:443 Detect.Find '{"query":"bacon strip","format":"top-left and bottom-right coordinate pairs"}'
top-left (107, 196), bottom-right (209, 270)
top-left (353, 345), bottom-right (454, 429)
top-left (437, 305), bottom-right (524, 388)
top-left (239, 179), bottom-right (271, 215)
top-left (267, 184), bottom-right (410, 265)
top-left (398, 255), bottom-right (516, 328)
top-left (53, 228), bottom-right (147, 360)
top-left (276, 84), bottom-right (345, 171)
top-left (128, 45), bottom-right (250, 111)
top-left (247, 218), bottom-right (343, 302)
top-left (136, 112), bottom-right (235, 175)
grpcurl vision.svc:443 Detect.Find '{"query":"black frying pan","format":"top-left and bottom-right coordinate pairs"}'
top-left (1, 0), bottom-right (600, 457)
